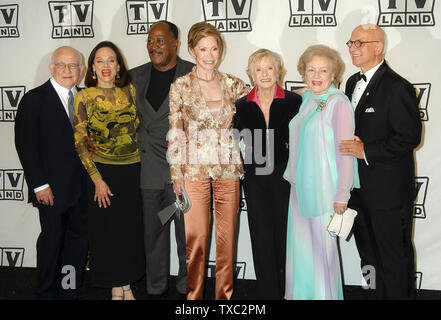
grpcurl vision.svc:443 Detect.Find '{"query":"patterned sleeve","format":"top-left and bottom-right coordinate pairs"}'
top-left (234, 77), bottom-right (250, 101)
top-left (167, 80), bottom-right (186, 180)
top-left (73, 91), bottom-right (101, 181)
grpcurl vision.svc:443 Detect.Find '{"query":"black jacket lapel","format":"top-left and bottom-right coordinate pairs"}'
top-left (354, 62), bottom-right (389, 126)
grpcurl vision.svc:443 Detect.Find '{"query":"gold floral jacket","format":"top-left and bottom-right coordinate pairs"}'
top-left (168, 67), bottom-right (250, 181)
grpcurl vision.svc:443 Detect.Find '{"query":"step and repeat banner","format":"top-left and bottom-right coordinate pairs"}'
top-left (1, 0), bottom-right (440, 290)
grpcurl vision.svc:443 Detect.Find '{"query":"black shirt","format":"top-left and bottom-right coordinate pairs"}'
top-left (146, 65), bottom-right (177, 111)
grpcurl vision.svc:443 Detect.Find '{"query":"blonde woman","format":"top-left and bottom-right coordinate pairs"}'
top-left (284, 45), bottom-right (359, 300)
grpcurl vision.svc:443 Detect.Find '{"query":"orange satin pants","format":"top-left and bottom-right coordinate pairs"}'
top-left (183, 178), bottom-right (240, 300)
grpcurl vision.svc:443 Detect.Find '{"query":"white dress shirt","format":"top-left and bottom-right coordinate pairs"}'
top-left (34, 79), bottom-right (77, 194)
top-left (350, 60), bottom-right (384, 166)
top-left (351, 60), bottom-right (384, 108)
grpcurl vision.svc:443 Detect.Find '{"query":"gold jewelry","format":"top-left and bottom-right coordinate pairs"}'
top-left (92, 71), bottom-right (96, 80)
top-left (196, 69), bottom-right (217, 82)
top-left (316, 100), bottom-right (326, 112)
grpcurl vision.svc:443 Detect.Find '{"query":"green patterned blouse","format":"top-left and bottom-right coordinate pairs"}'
top-left (74, 84), bottom-right (140, 182)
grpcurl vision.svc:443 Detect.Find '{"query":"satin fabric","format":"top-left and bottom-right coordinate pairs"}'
top-left (183, 178), bottom-right (240, 300)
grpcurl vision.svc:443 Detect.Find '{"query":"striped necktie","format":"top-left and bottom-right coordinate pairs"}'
top-left (68, 90), bottom-right (74, 126)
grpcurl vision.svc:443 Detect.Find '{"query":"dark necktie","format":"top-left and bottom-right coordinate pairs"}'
top-left (68, 90), bottom-right (74, 127)
top-left (354, 72), bottom-right (367, 82)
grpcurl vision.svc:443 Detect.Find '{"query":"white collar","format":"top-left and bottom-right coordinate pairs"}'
top-left (50, 78), bottom-right (76, 97)
top-left (362, 60), bottom-right (384, 83)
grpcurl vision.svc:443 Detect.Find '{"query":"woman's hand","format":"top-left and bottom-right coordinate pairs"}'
top-left (334, 202), bottom-right (347, 215)
top-left (93, 178), bottom-right (114, 208)
top-left (173, 179), bottom-right (185, 195)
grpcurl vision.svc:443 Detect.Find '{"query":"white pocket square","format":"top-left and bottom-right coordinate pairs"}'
top-left (365, 107), bottom-right (375, 113)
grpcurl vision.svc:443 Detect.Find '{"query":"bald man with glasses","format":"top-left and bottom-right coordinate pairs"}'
top-left (340, 25), bottom-right (421, 300)
top-left (15, 46), bottom-right (89, 300)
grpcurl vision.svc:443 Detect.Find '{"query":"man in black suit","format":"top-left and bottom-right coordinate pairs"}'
top-left (129, 21), bottom-right (194, 299)
top-left (340, 25), bottom-right (422, 299)
top-left (15, 46), bottom-right (88, 299)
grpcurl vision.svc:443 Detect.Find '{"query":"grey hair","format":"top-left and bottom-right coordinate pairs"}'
top-left (50, 46), bottom-right (83, 65)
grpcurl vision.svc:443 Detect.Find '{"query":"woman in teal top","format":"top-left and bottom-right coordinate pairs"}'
top-left (284, 45), bottom-right (360, 300)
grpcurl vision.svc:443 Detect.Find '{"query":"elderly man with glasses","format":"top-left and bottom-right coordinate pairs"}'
top-left (15, 46), bottom-right (88, 300)
top-left (340, 24), bottom-right (422, 300)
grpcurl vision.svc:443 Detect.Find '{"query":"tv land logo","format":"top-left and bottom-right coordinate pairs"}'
top-left (0, 169), bottom-right (25, 201)
top-left (285, 80), bottom-right (306, 92)
top-left (378, 0), bottom-right (435, 27)
top-left (126, 0), bottom-right (168, 35)
top-left (201, 0), bottom-right (252, 32)
top-left (48, 0), bottom-right (94, 38)
top-left (207, 260), bottom-right (246, 279)
top-left (414, 177), bottom-right (428, 219)
top-left (0, 86), bottom-right (25, 122)
top-left (0, 4), bottom-right (19, 38)
top-left (1, 247), bottom-right (25, 267)
top-left (289, 0), bottom-right (337, 27)
top-left (414, 83), bottom-right (430, 121)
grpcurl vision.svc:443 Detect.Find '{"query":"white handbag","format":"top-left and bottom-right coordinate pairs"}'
top-left (326, 208), bottom-right (358, 240)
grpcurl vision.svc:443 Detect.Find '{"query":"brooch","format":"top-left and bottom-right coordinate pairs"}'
top-left (316, 100), bottom-right (326, 112)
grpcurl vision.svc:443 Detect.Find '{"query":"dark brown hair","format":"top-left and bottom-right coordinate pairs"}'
top-left (84, 41), bottom-right (131, 88)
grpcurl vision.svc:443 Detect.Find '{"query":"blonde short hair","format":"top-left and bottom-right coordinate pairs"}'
top-left (297, 45), bottom-right (345, 86)
top-left (188, 22), bottom-right (225, 63)
top-left (246, 49), bottom-right (286, 86)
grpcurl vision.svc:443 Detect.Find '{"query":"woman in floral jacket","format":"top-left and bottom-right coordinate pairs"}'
top-left (168, 21), bottom-right (249, 300)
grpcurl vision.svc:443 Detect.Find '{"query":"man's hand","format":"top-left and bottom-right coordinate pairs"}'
top-left (87, 135), bottom-right (98, 157)
top-left (35, 187), bottom-right (54, 206)
top-left (339, 136), bottom-right (365, 159)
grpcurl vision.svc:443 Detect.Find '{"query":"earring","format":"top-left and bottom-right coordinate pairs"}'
top-left (92, 71), bottom-right (96, 80)
top-left (116, 71), bottom-right (120, 79)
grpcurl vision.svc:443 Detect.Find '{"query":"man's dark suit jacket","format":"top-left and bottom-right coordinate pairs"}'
top-left (345, 62), bottom-right (422, 209)
top-left (129, 57), bottom-right (194, 190)
top-left (15, 80), bottom-right (87, 206)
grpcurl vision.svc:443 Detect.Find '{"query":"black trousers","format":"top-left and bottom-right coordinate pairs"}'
top-left (141, 184), bottom-right (187, 295)
top-left (35, 193), bottom-right (88, 299)
top-left (243, 174), bottom-right (290, 300)
top-left (350, 190), bottom-right (416, 300)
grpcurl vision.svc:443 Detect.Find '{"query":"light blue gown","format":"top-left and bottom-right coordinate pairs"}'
top-left (283, 86), bottom-right (360, 300)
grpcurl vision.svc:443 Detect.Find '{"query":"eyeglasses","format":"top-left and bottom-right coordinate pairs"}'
top-left (54, 62), bottom-right (80, 70)
top-left (346, 40), bottom-right (380, 48)
top-left (147, 38), bottom-right (167, 46)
